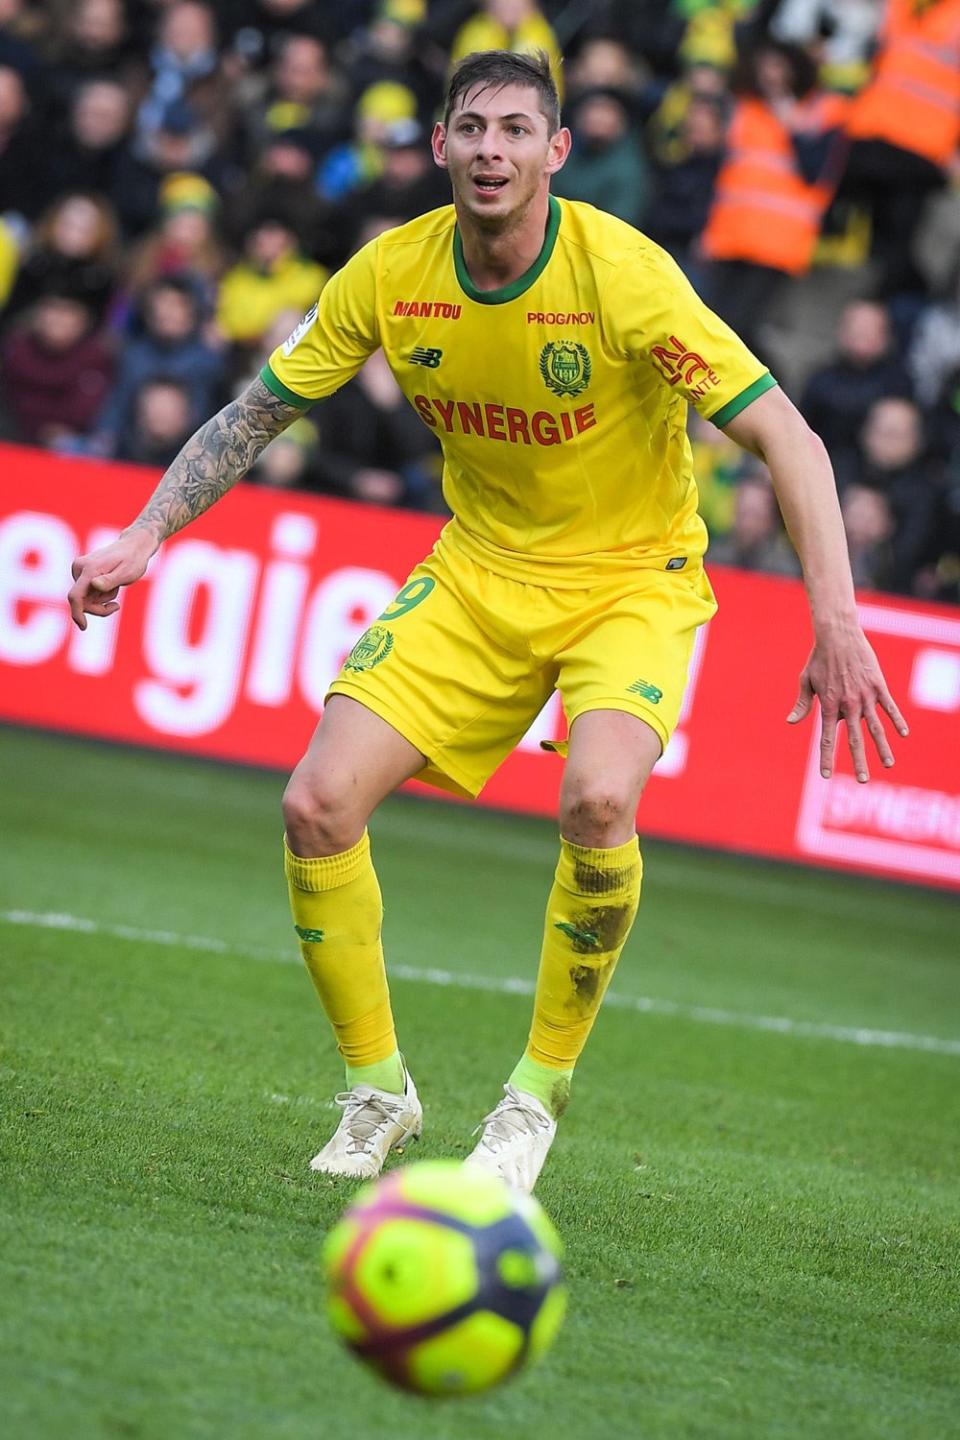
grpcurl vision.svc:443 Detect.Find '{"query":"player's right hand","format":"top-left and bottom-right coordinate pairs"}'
top-left (67, 529), bottom-right (158, 631)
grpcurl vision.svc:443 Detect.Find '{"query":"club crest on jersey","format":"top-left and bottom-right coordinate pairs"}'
top-left (539, 341), bottom-right (591, 399)
top-left (282, 302), bottom-right (319, 356)
top-left (343, 624), bottom-right (394, 672)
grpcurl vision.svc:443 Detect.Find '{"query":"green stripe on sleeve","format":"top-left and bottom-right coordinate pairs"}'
top-left (260, 363), bottom-right (312, 408)
top-left (707, 372), bottom-right (778, 428)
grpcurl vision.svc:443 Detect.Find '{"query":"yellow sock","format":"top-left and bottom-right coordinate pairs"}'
top-left (284, 831), bottom-right (402, 1090)
top-left (513, 835), bottom-right (642, 1115)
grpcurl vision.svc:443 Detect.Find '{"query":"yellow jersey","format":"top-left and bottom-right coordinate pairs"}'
top-left (263, 196), bottom-right (774, 585)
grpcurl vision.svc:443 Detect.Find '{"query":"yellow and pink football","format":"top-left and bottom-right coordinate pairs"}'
top-left (321, 1159), bottom-right (566, 1396)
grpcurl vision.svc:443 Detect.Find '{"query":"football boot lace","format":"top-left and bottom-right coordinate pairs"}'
top-left (333, 1089), bottom-right (409, 1156)
top-left (471, 1085), bottom-right (552, 1153)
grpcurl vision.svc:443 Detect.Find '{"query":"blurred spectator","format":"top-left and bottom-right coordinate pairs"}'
top-left (552, 88), bottom-right (650, 227)
top-left (842, 482), bottom-right (895, 591)
top-left (250, 414), bottom-right (321, 488)
top-left (6, 192), bottom-right (119, 322)
top-left (800, 299), bottom-right (913, 476)
top-left (646, 60), bottom-right (729, 165)
top-left (0, 0), bottom-right (42, 79)
top-left (566, 35), bottom-right (646, 101)
top-left (699, 40), bottom-right (848, 355)
top-left (450, 1), bottom-right (563, 90)
top-left (689, 407), bottom-right (744, 538)
top-left (40, 78), bottom-right (133, 218)
top-left (918, 443), bottom-right (960, 603)
top-left (224, 127), bottom-right (342, 266)
top-left (342, 2), bottom-right (439, 119)
top-left (908, 265), bottom-right (960, 413)
top-left (93, 276), bottom-right (224, 454)
top-left (0, 214), bottom-right (18, 306)
top-left (707, 469), bottom-right (801, 576)
top-left (646, 96), bottom-right (724, 275)
top-left (313, 348), bottom-right (443, 509)
top-left (340, 117), bottom-right (450, 249)
top-left (123, 171), bottom-right (227, 313)
top-left (136, 2), bottom-right (228, 147)
top-left (0, 62), bottom-right (43, 218)
top-left (232, 303), bottom-right (303, 390)
top-left (215, 212), bottom-right (328, 347)
top-left (842, 397), bottom-right (940, 593)
top-left (120, 93), bottom-right (232, 236)
top-left (770, 0), bottom-right (880, 95)
top-left (243, 32), bottom-right (350, 161)
top-left (675, 0), bottom-right (746, 73)
top-left (317, 79), bottom-right (417, 202)
top-left (220, 0), bottom-right (339, 68)
top-left (842, 0), bottom-right (960, 296)
top-left (115, 375), bottom-right (196, 467)
top-left (42, 0), bottom-right (142, 124)
top-left (925, 363), bottom-right (960, 476)
top-left (0, 292), bottom-right (114, 445)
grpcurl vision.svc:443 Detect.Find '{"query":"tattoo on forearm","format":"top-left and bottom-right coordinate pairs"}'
top-left (129, 377), bottom-right (304, 541)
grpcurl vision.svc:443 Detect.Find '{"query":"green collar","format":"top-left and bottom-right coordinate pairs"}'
top-left (453, 194), bottom-right (561, 305)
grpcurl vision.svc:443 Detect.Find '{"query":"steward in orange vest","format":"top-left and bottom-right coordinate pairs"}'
top-left (702, 45), bottom-right (848, 277)
top-left (846, 0), bottom-right (960, 170)
top-left (840, 0), bottom-right (960, 292)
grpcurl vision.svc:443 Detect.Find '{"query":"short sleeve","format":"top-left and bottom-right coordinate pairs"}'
top-left (606, 242), bottom-right (777, 425)
top-left (261, 239), bottom-right (381, 405)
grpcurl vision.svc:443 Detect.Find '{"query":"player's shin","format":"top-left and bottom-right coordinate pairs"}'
top-left (283, 831), bottom-right (404, 1094)
top-left (511, 836), bottom-right (642, 1116)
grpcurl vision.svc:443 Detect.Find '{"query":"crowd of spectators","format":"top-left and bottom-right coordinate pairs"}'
top-left (1, 0), bottom-right (959, 603)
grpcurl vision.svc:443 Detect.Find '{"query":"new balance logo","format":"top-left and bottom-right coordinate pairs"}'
top-left (410, 347), bottom-right (443, 368)
top-left (627, 678), bottom-right (663, 704)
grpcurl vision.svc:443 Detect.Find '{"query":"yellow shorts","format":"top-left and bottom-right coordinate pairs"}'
top-left (327, 541), bottom-right (717, 799)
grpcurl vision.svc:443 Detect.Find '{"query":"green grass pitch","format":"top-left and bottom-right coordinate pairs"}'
top-left (1, 727), bottom-right (957, 1440)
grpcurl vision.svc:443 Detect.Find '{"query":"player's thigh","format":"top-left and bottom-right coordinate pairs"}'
top-left (285, 694), bottom-right (426, 826)
top-left (554, 567), bottom-right (717, 759)
top-left (559, 708), bottom-right (663, 824)
top-left (327, 552), bottom-right (548, 799)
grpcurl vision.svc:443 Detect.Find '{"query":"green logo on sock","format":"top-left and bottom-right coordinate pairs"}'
top-left (554, 921), bottom-right (599, 949)
top-left (294, 924), bottom-right (325, 943)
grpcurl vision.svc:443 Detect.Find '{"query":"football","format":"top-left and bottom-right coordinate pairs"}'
top-left (321, 1159), bottom-right (567, 1396)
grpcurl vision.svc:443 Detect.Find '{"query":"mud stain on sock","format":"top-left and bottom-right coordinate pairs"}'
top-left (572, 856), bottom-right (636, 896)
top-left (549, 1075), bottom-right (571, 1118)
top-left (568, 957), bottom-right (614, 1007)
top-left (559, 903), bottom-right (632, 954)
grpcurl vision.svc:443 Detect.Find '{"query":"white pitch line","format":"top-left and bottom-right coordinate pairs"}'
top-left (3, 908), bottom-right (959, 1059)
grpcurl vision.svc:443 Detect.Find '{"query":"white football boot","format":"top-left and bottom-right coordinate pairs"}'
top-left (463, 1084), bottom-right (557, 1194)
top-left (310, 1066), bottom-right (422, 1179)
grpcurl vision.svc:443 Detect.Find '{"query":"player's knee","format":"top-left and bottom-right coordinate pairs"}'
top-left (559, 782), bottom-right (636, 846)
top-left (282, 772), bottom-right (361, 856)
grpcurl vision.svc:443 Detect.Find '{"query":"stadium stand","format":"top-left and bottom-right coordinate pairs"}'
top-left (1, 0), bottom-right (958, 602)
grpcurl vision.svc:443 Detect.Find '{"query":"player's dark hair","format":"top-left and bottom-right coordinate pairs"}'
top-left (444, 50), bottom-right (561, 136)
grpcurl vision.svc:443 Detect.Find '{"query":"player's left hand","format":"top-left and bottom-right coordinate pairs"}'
top-left (787, 624), bottom-right (909, 783)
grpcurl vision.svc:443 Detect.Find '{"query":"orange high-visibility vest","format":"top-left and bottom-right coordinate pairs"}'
top-left (846, 0), bottom-right (960, 168)
top-left (702, 95), bottom-right (847, 276)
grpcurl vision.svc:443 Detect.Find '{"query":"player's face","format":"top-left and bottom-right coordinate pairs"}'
top-left (433, 82), bottom-right (570, 230)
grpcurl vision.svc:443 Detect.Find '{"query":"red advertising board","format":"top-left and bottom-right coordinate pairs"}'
top-left (1, 443), bottom-right (957, 889)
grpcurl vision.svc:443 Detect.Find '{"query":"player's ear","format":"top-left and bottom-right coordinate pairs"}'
top-left (545, 125), bottom-right (572, 176)
top-left (432, 122), bottom-right (448, 170)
